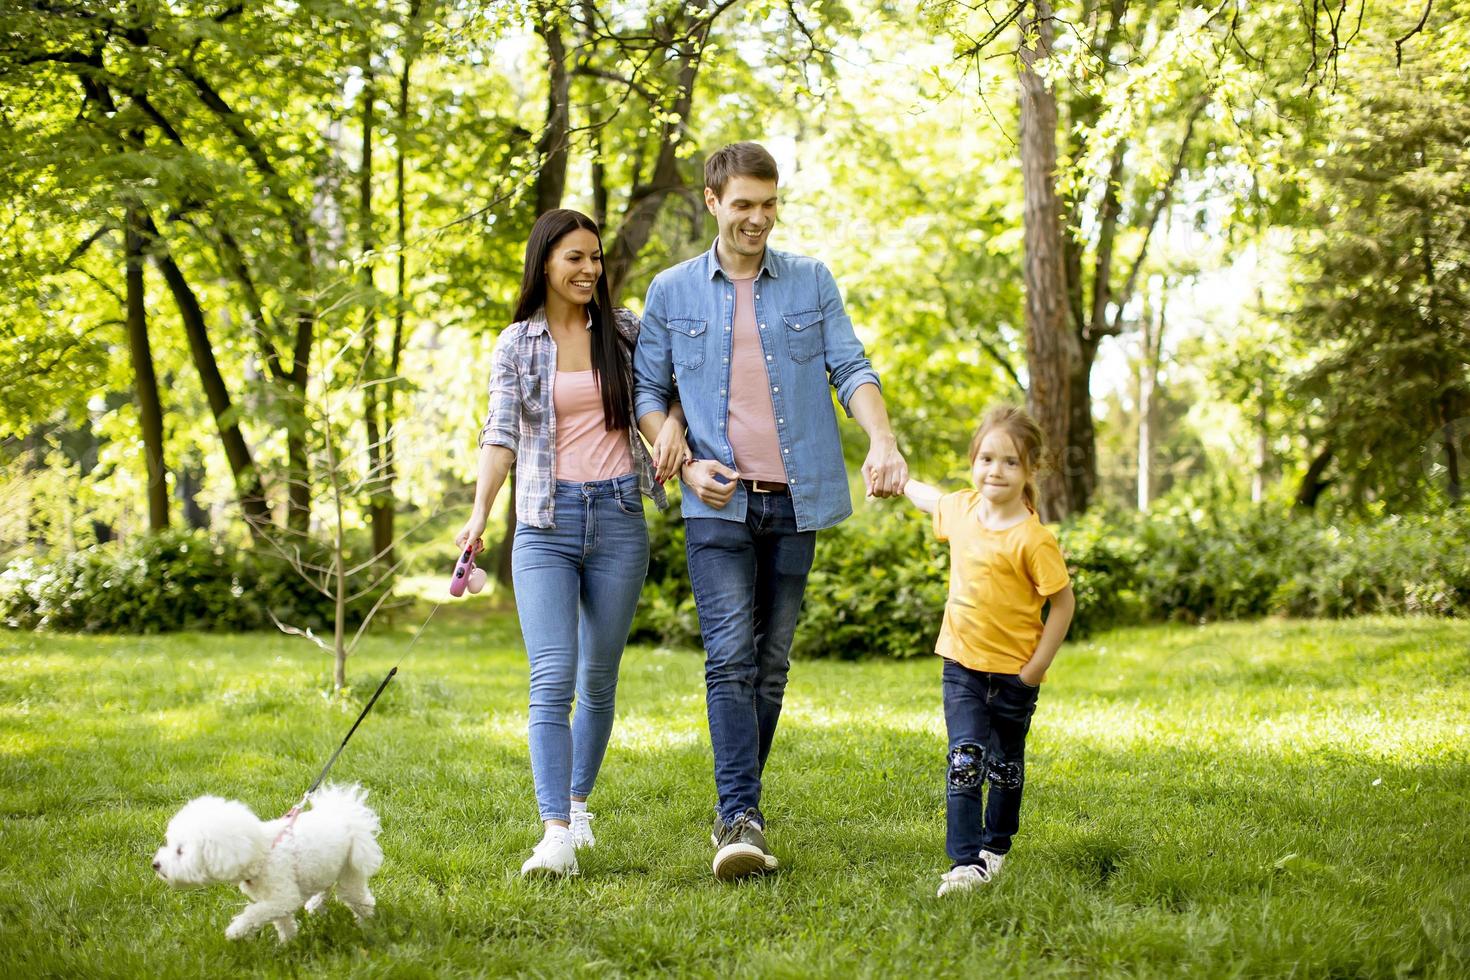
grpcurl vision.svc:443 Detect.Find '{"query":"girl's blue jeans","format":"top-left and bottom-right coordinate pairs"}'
top-left (942, 658), bottom-right (1040, 864)
top-left (512, 474), bottom-right (649, 823)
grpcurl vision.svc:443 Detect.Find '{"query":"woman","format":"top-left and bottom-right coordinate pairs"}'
top-left (456, 209), bottom-right (687, 877)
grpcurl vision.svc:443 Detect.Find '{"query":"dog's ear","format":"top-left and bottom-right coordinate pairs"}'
top-left (185, 798), bottom-right (270, 882)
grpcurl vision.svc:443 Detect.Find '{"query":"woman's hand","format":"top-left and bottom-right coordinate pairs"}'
top-left (455, 510), bottom-right (489, 552)
top-left (651, 416), bottom-right (690, 484)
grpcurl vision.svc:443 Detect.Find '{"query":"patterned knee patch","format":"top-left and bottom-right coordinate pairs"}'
top-left (987, 759), bottom-right (1023, 790)
top-left (947, 743), bottom-right (985, 790)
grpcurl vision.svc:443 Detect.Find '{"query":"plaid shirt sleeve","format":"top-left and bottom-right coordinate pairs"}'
top-left (477, 328), bottom-right (521, 453)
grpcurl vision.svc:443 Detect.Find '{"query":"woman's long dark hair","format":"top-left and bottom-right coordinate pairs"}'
top-left (511, 209), bottom-right (632, 432)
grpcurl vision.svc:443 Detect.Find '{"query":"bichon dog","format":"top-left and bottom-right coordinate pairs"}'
top-left (152, 783), bottom-right (383, 943)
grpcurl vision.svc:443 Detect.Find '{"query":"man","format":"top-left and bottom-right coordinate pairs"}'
top-left (634, 142), bottom-right (907, 880)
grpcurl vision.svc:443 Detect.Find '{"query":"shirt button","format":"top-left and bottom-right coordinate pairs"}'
top-left (772, 386), bottom-right (780, 393)
top-left (783, 448), bottom-right (790, 454)
top-left (766, 355), bottom-right (773, 361)
top-left (777, 417), bottom-right (784, 423)
top-left (722, 357), bottom-right (729, 363)
top-left (759, 323), bottom-right (766, 329)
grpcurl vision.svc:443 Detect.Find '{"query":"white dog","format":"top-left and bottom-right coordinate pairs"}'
top-left (153, 783), bottom-right (383, 942)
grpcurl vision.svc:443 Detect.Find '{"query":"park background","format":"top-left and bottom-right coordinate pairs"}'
top-left (2, 0), bottom-right (1468, 975)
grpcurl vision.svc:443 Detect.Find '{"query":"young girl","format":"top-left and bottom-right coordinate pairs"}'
top-left (902, 405), bottom-right (1076, 897)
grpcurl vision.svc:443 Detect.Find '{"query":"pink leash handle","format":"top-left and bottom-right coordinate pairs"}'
top-left (448, 540), bottom-right (481, 597)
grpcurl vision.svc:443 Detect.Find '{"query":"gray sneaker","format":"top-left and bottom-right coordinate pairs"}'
top-left (712, 808), bottom-right (777, 880)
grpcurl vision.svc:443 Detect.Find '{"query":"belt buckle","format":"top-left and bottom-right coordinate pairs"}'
top-left (748, 479), bottom-right (779, 494)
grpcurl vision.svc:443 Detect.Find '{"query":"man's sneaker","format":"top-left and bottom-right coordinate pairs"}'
top-left (520, 827), bottom-right (578, 878)
top-left (569, 809), bottom-right (595, 849)
top-left (980, 849), bottom-right (1006, 879)
top-left (712, 808), bottom-right (777, 880)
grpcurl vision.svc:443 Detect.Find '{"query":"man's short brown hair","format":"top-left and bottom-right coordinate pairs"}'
top-left (704, 142), bottom-right (779, 199)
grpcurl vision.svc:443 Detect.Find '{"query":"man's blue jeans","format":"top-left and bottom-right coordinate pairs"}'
top-left (512, 474), bottom-right (649, 823)
top-left (685, 490), bottom-right (816, 824)
top-left (942, 659), bottom-right (1040, 864)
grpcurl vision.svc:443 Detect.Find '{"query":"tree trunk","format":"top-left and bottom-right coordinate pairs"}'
top-left (1018, 0), bottom-right (1078, 521)
top-left (125, 203), bottom-right (170, 530)
top-left (178, 458), bottom-right (209, 529)
top-left (603, 0), bottom-right (713, 301)
top-left (144, 214), bottom-right (272, 539)
top-left (495, 477), bottom-right (516, 589)
top-left (1137, 292), bottom-right (1165, 511)
top-left (532, 4), bottom-right (570, 217)
top-left (357, 54), bottom-right (396, 570)
top-left (1441, 398), bottom-right (1463, 504)
top-left (1294, 443), bottom-right (1334, 510)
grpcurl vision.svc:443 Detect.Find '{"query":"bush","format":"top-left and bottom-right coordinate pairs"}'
top-left (0, 529), bottom-right (390, 633)
top-left (629, 496), bottom-right (1470, 658)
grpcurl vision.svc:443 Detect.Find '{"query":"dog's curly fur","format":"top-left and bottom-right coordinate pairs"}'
top-left (152, 783), bottom-right (382, 942)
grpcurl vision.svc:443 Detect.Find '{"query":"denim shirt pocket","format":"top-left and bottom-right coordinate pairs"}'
top-left (669, 318), bottom-right (708, 370)
top-left (781, 309), bottom-right (825, 363)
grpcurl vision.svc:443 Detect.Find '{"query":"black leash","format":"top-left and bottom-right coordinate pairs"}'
top-left (283, 602), bottom-right (443, 818)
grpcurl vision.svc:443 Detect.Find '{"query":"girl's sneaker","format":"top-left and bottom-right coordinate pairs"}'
top-left (520, 827), bottom-right (578, 877)
top-left (569, 809), bottom-right (595, 849)
top-left (937, 852), bottom-right (1005, 896)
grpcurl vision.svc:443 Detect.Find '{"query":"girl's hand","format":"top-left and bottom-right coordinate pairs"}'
top-left (455, 510), bottom-right (489, 552)
top-left (651, 417), bottom-right (689, 484)
top-left (1017, 665), bottom-right (1043, 688)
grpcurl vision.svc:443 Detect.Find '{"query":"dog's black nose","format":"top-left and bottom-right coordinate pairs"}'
top-left (152, 860), bottom-right (161, 870)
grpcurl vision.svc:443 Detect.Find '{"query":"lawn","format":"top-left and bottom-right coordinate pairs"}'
top-left (1, 610), bottom-right (1467, 977)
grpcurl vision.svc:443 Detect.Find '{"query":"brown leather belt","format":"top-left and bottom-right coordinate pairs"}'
top-left (742, 479), bottom-right (789, 495)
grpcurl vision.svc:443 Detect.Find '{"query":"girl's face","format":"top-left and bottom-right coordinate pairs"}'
top-left (543, 228), bottom-right (602, 309)
top-left (971, 429), bottom-right (1029, 507)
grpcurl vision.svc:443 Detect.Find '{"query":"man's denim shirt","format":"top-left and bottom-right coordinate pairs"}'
top-left (633, 240), bottom-right (881, 532)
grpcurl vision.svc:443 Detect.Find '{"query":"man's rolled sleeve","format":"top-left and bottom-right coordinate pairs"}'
top-left (633, 276), bottom-right (676, 422)
top-left (477, 332), bottom-right (520, 453)
top-left (817, 263), bottom-right (881, 416)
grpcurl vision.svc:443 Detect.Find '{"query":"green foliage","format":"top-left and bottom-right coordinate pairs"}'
top-left (632, 497), bottom-right (1470, 658)
top-left (792, 506), bottom-right (949, 660)
top-left (0, 529), bottom-right (386, 634)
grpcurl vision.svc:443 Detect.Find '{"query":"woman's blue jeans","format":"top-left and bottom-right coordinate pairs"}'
top-left (512, 474), bottom-right (649, 823)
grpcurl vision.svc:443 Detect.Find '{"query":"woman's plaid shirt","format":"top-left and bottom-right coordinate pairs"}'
top-left (478, 306), bottom-right (669, 528)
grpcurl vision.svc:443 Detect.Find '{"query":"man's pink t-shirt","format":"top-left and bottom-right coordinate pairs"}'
top-left (726, 276), bottom-right (787, 483)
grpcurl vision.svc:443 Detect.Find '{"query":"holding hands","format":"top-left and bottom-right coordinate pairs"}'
top-left (863, 435), bottom-right (908, 498)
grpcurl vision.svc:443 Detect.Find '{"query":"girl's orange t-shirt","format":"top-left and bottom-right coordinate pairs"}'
top-left (933, 490), bottom-right (1071, 674)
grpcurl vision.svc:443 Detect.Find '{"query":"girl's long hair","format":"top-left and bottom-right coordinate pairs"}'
top-left (968, 404), bottom-right (1048, 513)
top-left (511, 209), bottom-right (631, 432)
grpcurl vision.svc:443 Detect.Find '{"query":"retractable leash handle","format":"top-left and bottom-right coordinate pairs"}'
top-left (449, 540), bottom-right (486, 597)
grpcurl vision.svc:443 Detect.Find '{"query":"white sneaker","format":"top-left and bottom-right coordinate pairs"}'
top-left (569, 809), bottom-right (595, 849)
top-left (520, 828), bottom-right (578, 878)
top-left (937, 863), bottom-right (989, 896)
top-left (936, 851), bottom-right (1006, 896)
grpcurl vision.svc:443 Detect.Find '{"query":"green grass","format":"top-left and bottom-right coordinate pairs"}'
top-left (2, 611), bottom-right (1468, 977)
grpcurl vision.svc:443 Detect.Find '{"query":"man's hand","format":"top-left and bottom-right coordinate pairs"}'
top-left (863, 436), bottom-right (908, 498)
top-left (651, 417), bottom-right (690, 484)
top-left (682, 459), bottom-right (740, 509)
